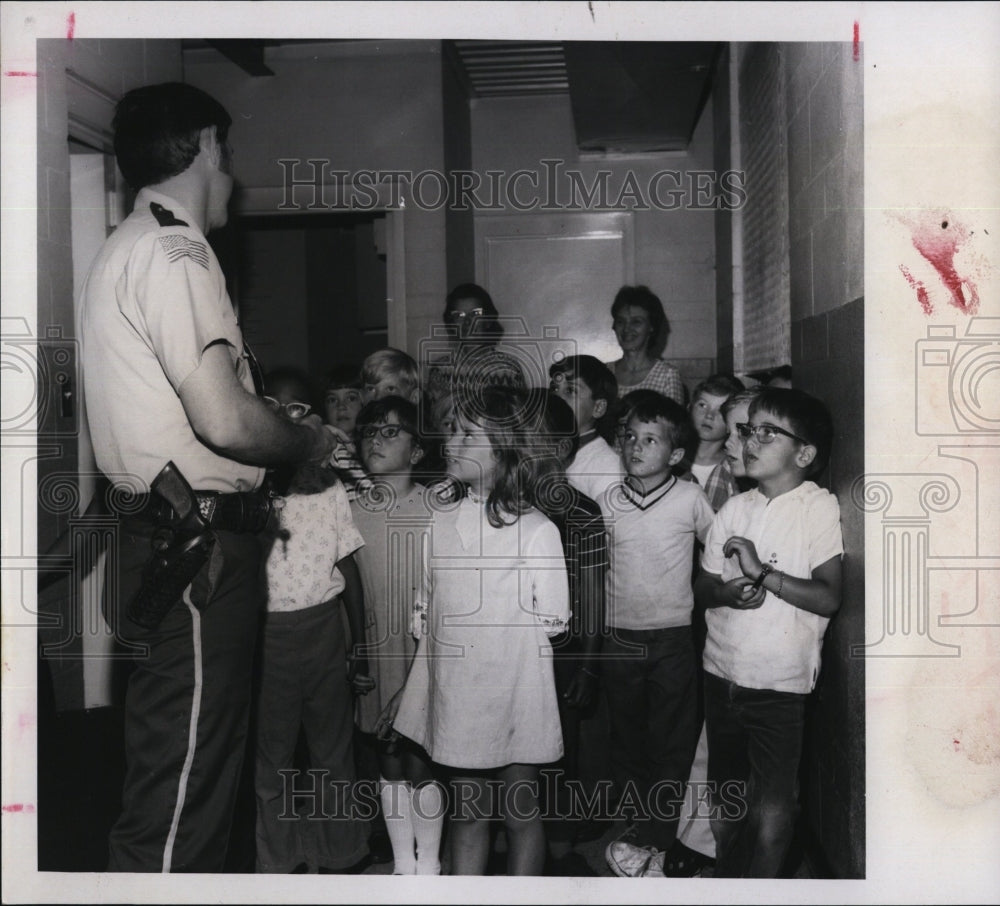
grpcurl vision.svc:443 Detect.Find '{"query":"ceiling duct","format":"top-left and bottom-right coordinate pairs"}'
top-left (562, 41), bottom-right (720, 153)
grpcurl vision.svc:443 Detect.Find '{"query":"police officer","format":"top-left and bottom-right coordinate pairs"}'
top-left (78, 83), bottom-right (336, 872)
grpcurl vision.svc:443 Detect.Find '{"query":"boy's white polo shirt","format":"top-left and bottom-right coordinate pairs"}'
top-left (701, 481), bottom-right (844, 694)
top-left (603, 476), bottom-right (714, 631)
top-left (567, 434), bottom-right (624, 504)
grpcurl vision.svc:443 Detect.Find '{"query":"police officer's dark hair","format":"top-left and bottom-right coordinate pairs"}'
top-left (113, 83), bottom-right (232, 190)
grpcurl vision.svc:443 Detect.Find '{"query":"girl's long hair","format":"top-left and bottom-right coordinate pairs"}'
top-left (454, 386), bottom-right (547, 528)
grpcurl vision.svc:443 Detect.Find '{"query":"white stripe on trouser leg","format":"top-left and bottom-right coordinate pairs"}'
top-left (161, 588), bottom-right (203, 873)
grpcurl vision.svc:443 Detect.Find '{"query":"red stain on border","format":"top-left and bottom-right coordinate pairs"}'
top-left (67, 11), bottom-right (76, 40)
top-left (899, 265), bottom-right (932, 315)
top-left (853, 21), bottom-right (860, 61)
top-left (911, 216), bottom-right (980, 314)
top-left (2, 804), bottom-right (36, 814)
top-left (4, 71), bottom-right (38, 77)
top-left (898, 211), bottom-right (983, 315)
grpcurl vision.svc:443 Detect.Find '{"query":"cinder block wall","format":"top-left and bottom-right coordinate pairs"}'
top-left (784, 42), bottom-right (865, 879)
top-left (714, 41), bottom-right (864, 878)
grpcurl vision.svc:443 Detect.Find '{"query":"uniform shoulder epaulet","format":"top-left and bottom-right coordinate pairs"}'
top-left (150, 202), bottom-right (210, 270)
top-left (150, 201), bottom-right (188, 227)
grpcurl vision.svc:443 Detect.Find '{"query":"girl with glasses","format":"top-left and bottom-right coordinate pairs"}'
top-left (350, 397), bottom-right (444, 875)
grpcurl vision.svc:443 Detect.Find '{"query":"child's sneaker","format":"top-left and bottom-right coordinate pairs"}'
top-left (605, 841), bottom-right (666, 878)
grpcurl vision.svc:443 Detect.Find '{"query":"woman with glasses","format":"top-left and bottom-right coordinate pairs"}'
top-left (425, 283), bottom-right (506, 412)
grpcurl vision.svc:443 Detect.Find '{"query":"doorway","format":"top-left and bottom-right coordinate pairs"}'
top-left (226, 211), bottom-right (391, 380)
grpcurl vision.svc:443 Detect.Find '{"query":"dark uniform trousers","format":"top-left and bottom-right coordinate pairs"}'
top-left (104, 514), bottom-right (263, 872)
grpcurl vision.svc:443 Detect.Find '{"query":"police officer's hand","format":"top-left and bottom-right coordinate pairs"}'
top-left (300, 415), bottom-right (337, 463)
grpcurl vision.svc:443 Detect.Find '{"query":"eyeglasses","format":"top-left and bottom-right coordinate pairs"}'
top-left (736, 423), bottom-right (809, 445)
top-left (358, 424), bottom-right (412, 440)
top-left (263, 396), bottom-right (312, 419)
top-left (446, 307), bottom-right (486, 322)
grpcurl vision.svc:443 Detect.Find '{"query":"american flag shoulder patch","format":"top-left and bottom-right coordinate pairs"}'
top-left (158, 234), bottom-right (210, 270)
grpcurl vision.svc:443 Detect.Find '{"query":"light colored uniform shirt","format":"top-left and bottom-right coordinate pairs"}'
top-left (79, 188), bottom-right (263, 492)
top-left (700, 481), bottom-right (844, 693)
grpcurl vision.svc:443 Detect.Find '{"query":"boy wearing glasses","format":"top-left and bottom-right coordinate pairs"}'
top-left (694, 387), bottom-right (843, 877)
top-left (256, 368), bottom-right (373, 873)
top-left (601, 394), bottom-right (715, 875)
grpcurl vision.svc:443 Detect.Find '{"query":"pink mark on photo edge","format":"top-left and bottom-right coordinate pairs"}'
top-left (2, 804), bottom-right (36, 814)
top-left (853, 21), bottom-right (860, 61)
top-left (899, 212), bottom-right (982, 316)
top-left (67, 11), bottom-right (75, 40)
top-left (4, 71), bottom-right (38, 77)
top-left (899, 265), bottom-right (932, 316)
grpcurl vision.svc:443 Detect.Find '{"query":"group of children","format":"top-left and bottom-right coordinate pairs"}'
top-left (253, 336), bottom-right (843, 880)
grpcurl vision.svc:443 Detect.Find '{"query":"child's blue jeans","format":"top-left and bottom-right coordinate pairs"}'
top-left (703, 671), bottom-right (806, 877)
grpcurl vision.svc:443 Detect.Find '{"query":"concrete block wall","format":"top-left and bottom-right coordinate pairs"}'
top-left (712, 44), bottom-right (736, 373)
top-left (714, 41), bottom-right (864, 877)
top-left (784, 42), bottom-right (865, 879)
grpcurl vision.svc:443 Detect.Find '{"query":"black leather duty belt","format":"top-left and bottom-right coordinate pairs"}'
top-left (116, 490), bottom-right (274, 534)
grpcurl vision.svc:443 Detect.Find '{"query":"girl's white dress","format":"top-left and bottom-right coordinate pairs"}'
top-left (393, 495), bottom-right (570, 769)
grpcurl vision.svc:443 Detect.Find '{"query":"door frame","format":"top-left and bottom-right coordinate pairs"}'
top-left (236, 184), bottom-right (406, 350)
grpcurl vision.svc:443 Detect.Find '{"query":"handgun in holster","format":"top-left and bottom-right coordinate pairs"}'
top-left (126, 461), bottom-right (216, 629)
